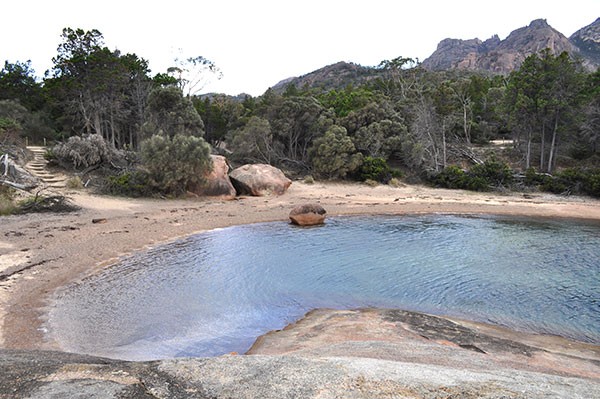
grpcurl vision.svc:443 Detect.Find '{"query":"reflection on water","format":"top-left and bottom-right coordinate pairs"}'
top-left (48, 215), bottom-right (600, 360)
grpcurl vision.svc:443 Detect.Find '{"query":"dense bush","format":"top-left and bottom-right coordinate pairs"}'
top-left (140, 134), bottom-right (213, 195)
top-left (469, 157), bottom-right (513, 187)
top-left (432, 159), bottom-right (513, 191)
top-left (52, 134), bottom-right (114, 169)
top-left (357, 156), bottom-right (402, 183)
top-left (536, 168), bottom-right (600, 197)
top-left (104, 170), bottom-right (153, 197)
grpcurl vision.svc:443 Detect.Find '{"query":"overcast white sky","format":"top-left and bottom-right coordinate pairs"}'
top-left (1, 1), bottom-right (598, 96)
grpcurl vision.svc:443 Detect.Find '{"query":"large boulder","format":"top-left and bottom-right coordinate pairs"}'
top-left (229, 164), bottom-right (291, 196)
top-left (188, 155), bottom-right (236, 199)
top-left (289, 203), bottom-right (326, 226)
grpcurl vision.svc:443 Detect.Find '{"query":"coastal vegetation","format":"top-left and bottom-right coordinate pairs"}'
top-left (1, 27), bottom-right (599, 199)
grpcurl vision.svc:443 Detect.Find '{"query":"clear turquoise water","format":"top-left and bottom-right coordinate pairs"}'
top-left (48, 215), bottom-right (600, 361)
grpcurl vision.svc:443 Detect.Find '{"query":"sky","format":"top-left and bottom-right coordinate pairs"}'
top-left (1, 1), bottom-right (598, 96)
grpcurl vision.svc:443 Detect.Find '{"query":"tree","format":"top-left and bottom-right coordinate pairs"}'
top-left (340, 98), bottom-right (406, 160)
top-left (167, 53), bottom-right (222, 96)
top-left (229, 116), bottom-right (275, 164)
top-left (505, 51), bottom-right (584, 172)
top-left (142, 86), bottom-right (205, 138)
top-left (309, 125), bottom-right (362, 179)
top-left (0, 99), bottom-right (54, 144)
top-left (261, 95), bottom-right (334, 170)
top-left (46, 28), bottom-right (152, 148)
top-left (375, 56), bottom-right (420, 100)
top-left (0, 60), bottom-right (44, 111)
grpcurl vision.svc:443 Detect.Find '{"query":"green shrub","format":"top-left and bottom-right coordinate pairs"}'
top-left (358, 156), bottom-right (392, 183)
top-left (105, 170), bottom-right (152, 197)
top-left (469, 157), bottom-right (513, 187)
top-left (524, 168), bottom-right (552, 186)
top-left (140, 134), bottom-right (213, 195)
top-left (432, 158), bottom-right (514, 192)
top-left (546, 168), bottom-right (600, 197)
top-left (431, 165), bottom-right (468, 189)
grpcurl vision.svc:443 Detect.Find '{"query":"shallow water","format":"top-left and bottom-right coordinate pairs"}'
top-left (48, 215), bottom-right (600, 361)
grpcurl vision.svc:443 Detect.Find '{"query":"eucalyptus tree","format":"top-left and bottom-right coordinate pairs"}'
top-left (340, 99), bottom-right (406, 160)
top-left (142, 86), bottom-right (205, 139)
top-left (228, 116), bottom-right (275, 164)
top-left (45, 28), bottom-right (152, 148)
top-left (167, 53), bottom-right (222, 97)
top-left (261, 95), bottom-right (334, 170)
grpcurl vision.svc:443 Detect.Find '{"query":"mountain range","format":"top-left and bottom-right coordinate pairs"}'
top-left (272, 18), bottom-right (600, 92)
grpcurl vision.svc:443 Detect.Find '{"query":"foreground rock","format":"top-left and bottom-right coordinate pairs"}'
top-left (1, 309), bottom-right (598, 398)
top-left (229, 164), bottom-right (291, 196)
top-left (188, 155), bottom-right (236, 199)
top-left (0, 153), bottom-right (39, 190)
top-left (289, 203), bottom-right (326, 226)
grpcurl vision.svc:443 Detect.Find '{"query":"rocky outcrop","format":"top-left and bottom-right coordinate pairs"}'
top-left (289, 203), bottom-right (326, 226)
top-left (188, 155), bottom-right (236, 199)
top-left (421, 38), bottom-right (484, 70)
top-left (2, 308), bottom-right (599, 398)
top-left (229, 164), bottom-right (291, 196)
top-left (423, 18), bottom-right (594, 73)
top-left (570, 17), bottom-right (600, 66)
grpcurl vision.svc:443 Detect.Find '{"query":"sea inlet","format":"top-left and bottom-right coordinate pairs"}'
top-left (48, 215), bottom-right (600, 361)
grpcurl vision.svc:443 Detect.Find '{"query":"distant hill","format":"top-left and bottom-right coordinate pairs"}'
top-left (271, 61), bottom-right (385, 94)
top-left (422, 18), bottom-right (599, 73)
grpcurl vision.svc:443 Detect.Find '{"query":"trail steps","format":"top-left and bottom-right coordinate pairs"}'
top-left (24, 146), bottom-right (68, 189)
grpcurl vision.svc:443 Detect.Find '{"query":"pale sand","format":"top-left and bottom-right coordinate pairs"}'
top-left (1, 181), bottom-right (599, 351)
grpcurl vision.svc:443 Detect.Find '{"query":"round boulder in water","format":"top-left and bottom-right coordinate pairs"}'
top-left (289, 203), bottom-right (326, 226)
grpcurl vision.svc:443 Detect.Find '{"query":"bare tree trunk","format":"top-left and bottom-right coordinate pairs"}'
top-left (539, 122), bottom-right (545, 171)
top-left (442, 120), bottom-right (447, 169)
top-left (526, 127), bottom-right (532, 170)
top-left (94, 113), bottom-right (102, 137)
top-left (462, 99), bottom-right (471, 145)
top-left (547, 111), bottom-right (560, 173)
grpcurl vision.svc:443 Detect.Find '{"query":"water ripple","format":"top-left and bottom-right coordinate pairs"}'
top-left (48, 215), bottom-right (600, 360)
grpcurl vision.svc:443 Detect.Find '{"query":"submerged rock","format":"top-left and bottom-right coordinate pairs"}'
top-left (289, 203), bottom-right (326, 226)
top-left (229, 164), bottom-right (291, 196)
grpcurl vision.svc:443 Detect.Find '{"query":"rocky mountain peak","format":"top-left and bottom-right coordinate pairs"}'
top-left (570, 18), bottom-right (600, 65)
top-left (422, 18), bottom-right (594, 73)
top-left (528, 18), bottom-right (550, 28)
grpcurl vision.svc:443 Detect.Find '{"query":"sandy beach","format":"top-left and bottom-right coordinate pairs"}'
top-left (1, 181), bottom-right (600, 352)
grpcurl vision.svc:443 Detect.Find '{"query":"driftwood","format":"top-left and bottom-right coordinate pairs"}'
top-left (1, 154), bottom-right (8, 176)
top-left (18, 191), bottom-right (80, 213)
top-left (0, 179), bottom-right (35, 191)
top-left (457, 147), bottom-right (484, 165)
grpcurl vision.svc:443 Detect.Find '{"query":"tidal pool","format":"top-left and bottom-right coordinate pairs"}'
top-left (48, 215), bottom-right (600, 361)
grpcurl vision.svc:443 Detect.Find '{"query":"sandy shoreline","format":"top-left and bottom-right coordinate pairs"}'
top-left (1, 181), bottom-right (600, 353)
